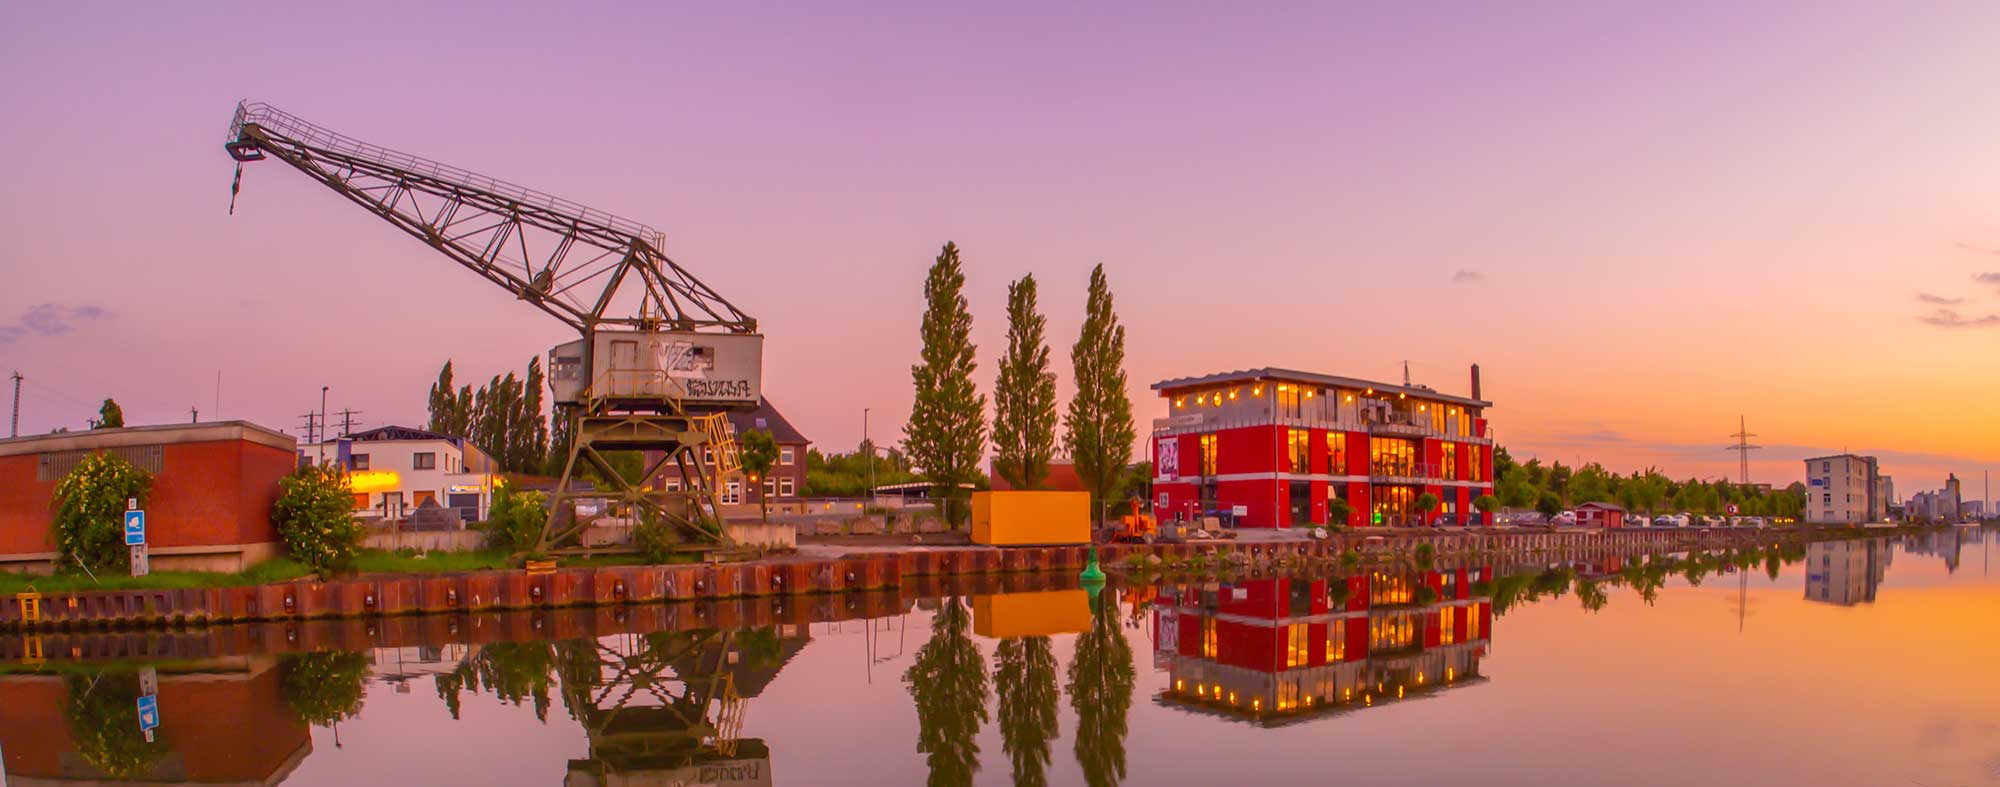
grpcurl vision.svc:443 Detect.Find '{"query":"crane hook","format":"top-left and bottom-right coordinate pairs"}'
top-left (228, 163), bottom-right (242, 215)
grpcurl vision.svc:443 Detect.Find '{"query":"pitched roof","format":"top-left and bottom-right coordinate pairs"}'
top-left (729, 397), bottom-right (809, 445)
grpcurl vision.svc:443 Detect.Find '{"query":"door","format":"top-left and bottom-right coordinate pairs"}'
top-left (610, 340), bottom-right (640, 396)
top-left (1289, 481), bottom-right (1311, 527)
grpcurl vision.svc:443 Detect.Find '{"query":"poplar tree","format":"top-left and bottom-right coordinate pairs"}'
top-left (1064, 264), bottom-right (1135, 523)
top-left (992, 274), bottom-right (1058, 490)
top-left (905, 242), bottom-right (987, 525)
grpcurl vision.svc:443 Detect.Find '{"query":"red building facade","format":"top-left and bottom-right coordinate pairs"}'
top-left (1151, 366), bottom-right (1495, 528)
top-left (1152, 570), bottom-right (1494, 722)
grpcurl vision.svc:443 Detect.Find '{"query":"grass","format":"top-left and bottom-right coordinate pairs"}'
top-left (0, 547), bottom-right (700, 595)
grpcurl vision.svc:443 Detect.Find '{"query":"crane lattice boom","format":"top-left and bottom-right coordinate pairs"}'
top-left (225, 100), bottom-right (754, 335)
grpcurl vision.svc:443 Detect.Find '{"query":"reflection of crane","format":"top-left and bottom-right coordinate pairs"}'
top-left (224, 102), bottom-right (763, 553)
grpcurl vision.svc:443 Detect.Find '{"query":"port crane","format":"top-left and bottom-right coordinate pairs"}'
top-left (224, 100), bottom-right (762, 554)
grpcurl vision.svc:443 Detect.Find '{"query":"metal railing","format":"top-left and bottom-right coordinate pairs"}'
top-left (1369, 462), bottom-right (1442, 482)
top-left (230, 100), bottom-right (667, 249)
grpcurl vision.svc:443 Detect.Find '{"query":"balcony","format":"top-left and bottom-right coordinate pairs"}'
top-left (1369, 462), bottom-right (1441, 484)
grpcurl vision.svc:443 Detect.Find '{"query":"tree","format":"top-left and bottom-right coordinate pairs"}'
top-left (1547, 461), bottom-right (1573, 506)
top-left (905, 242), bottom-right (988, 527)
top-left (1327, 497), bottom-right (1354, 527)
top-left (1473, 494), bottom-right (1499, 522)
top-left (1065, 264), bottom-right (1136, 525)
top-left (279, 651), bottom-right (369, 726)
top-left (904, 597), bottom-right (990, 786)
top-left (427, 361), bottom-right (474, 438)
top-left (273, 464), bottom-right (367, 574)
top-left (518, 356), bottom-right (549, 473)
top-left (95, 398), bottom-right (124, 429)
top-left (991, 274), bottom-right (1059, 490)
top-left (739, 429), bottom-right (779, 522)
top-left (1415, 492), bottom-right (1440, 525)
top-left (51, 452), bottom-right (152, 573)
top-left (994, 637), bottom-right (1059, 787)
top-left (1535, 491), bottom-right (1563, 519)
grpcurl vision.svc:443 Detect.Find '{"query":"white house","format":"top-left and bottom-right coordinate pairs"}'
top-left (301, 425), bottom-right (499, 523)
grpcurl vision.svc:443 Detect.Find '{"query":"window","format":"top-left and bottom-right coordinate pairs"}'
top-left (780, 446), bottom-right (795, 466)
top-left (413, 452), bottom-right (436, 470)
top-left (1440, 442), bottom-right (1457, 480)
top-left (351, 453), bottom-right (370, 471)
top-left (1201, 617), bottom-right (1218, 658)
top-left (779, 477), bottom-right (795, 496)
top-left (1468, 605), bottom-right (1484, 640)
top-left (723, 481), bottom-right (742, 504)
top-left (703, 446), bottom-right (715, 465)
top-left (1370, 438), bottom-right (1416, 477)
top-left (1370, 612), bottom-right (1417, 651)
top-left (1430, 404), bottom-right (1446, 433)
top-left (764, 477), bottom-right (776, 497)
top-left (1326, 432), bottom-right (1347, 474)
top-left (1276, 384), bottom-right (1302, 418)
top-left (1198, 434), bottom-right (1218, 477)
top-left (1469, 446), bottom-right (1484, 482)
top-left (1326, 621), bottom-right (1347, 661)
top-left (1286, 623), bottom-right (1309, 668)
top-left (1440, 606), bottom-right (1459, 645)
top-left (664, 478), bottom-right (682, 492)
top-left (1287, 429), bottom-right (1309, 473)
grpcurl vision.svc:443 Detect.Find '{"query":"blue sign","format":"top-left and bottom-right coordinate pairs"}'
top-left (1808, 478), bottom-right (1826, 487)
top-left (124, 510), bottom-right (146, 546)
top-left (136, 694), bottom-right (159, 730)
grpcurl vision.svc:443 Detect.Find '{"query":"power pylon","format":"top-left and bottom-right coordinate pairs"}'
top-left (1725, 415), bottom-right (1761, 485)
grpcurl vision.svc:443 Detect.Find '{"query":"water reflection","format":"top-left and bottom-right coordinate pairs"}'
top-left (0, 527), bottom-right (1993, 786)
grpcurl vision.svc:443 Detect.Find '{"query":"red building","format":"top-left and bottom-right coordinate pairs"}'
top-left (1151, 366), bottom-right (1495, 528)
top-left (0, 422), bottom-right (296, 572)
top-left (1576, 502), bottom-right (1627, 528)
top-left (1152, 569), bottom-right (1493, 723)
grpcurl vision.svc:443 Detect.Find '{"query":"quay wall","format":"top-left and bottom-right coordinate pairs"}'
top-left (0, 527), bottom-right (1866, 632)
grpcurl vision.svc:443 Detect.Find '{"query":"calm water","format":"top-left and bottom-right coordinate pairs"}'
top-left (4, 528), bottom-right (1995, 787)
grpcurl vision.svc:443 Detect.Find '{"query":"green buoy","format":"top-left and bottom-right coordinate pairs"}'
top-left (1080, 544), bottom-right (1106, 584)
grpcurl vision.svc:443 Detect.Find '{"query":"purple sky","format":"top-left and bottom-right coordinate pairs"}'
top-left (3, 2), bottom-right (1998, 495)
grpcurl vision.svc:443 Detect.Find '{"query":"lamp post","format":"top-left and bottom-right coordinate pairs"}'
top-left (863, 407), bottom-right (874, 503)
top-left (318, 385), bottom-right (329, 464)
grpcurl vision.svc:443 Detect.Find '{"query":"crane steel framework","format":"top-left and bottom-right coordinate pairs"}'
top-left (225, 100), bottom-right (756, 554)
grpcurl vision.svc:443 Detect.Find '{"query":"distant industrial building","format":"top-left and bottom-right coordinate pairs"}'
top-left (1803, 454), bottom-right (1884, 524)
top-left (645, 397), bottom-right (810, 507)
top-left (0, 422), bottom-right (295, 572)
top-left (1905, 474), bottom-right (1968, 523)
top-left (1150, 365), bottom-right (1495, 528)
top-left (301, 425), bottom-right (499, 522)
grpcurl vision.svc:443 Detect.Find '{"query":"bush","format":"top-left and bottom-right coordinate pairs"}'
top-left (1414, 542), bottom-right (1437, 569)
top-left (485, 484), bottom-right (548, 552)
top-left (52, 452), bottom-right (153, 574)
top-left (273, 465), bottom-right (367, 574)
top-left (634, 510), bottom-right (678, 563)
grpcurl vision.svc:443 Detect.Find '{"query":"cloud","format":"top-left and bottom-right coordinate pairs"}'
top-left (0, 304), bottom-right (111, 344)
top-left (1916, 292), bottom-right (1964, 305)
top-left (1917, 307), bottom-right (2000, 328)
top-left (1451, 270), bottom-right (1485, 284)
top-left (1955, 242), bottom-right (2000, 256)
top-left (1978, 271), bottom-right (2000, 286)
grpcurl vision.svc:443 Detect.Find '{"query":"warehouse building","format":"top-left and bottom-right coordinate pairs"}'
top-left (0, 421), bottom-right (295, 572)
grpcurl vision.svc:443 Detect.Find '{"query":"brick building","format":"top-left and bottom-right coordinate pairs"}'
top-left (0, 422), bottom-right (295, 572)
top-left (1151, 366), bottom-right (1495, 528)
top-left (646, 397), bottom-right (810, 506)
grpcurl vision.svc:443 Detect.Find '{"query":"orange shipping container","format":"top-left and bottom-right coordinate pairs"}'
top-left (970, 491), bottom-right (1090, 546)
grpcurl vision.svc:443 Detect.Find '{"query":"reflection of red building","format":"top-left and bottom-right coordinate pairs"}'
top-left (1152, 569), bottom-right (1493, 724)
top-left (0, 657), bottom-right (311, 783)
top-left (1150, 367), bottom-right (1495, 528)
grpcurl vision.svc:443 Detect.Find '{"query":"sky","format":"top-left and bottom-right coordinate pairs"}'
top-left (1, 2), bottom-right (1997, 498)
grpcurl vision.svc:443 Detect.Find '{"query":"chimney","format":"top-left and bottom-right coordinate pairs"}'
top-left (1470, 363), bottom-right (1482, 401)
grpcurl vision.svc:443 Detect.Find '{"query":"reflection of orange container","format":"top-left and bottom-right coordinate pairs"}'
top-left (973, 589), bottom-right (1092, 638)
top-left (971, 491), bottom-right (1090, 546)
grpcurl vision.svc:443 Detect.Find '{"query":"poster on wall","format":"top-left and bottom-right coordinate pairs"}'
top-left (1157, 438), bottom-right (1179, 480)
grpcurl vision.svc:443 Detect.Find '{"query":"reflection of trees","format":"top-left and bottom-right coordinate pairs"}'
top-left (994, 637), bottom-right (1058, 787)
top-left (1575, 580), bottom-right (1608, 613)
top-left (435, 640), bottom-right (559, 721)
top-left (1067, 591), bottom-right (1134, 787)
top-left (280, 651), bottom-right (369, 726)
top-left (64, 672), bottom-right (165, 780)
top-left (904, 596), bottom-right (990, 787)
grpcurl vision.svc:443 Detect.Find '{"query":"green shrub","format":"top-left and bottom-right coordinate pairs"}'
top-left (634, 511), bottom-right (678, 563)
top-left (65, 672), bottom-right (164, 778)
top-left (52, 452), bottom-right (153, 574)
top-left (485, 484), bottom-right (548, 552)
top-left (273, 465), bottom-right (367, 574)
top-left (1414, 543), bottom-right (1436, 569)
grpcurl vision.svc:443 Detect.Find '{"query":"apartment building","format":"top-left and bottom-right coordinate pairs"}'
top-left (1151, 365), bottom-right (1494, 528)
top-left (1803, 454), bottom-right (1884, 524)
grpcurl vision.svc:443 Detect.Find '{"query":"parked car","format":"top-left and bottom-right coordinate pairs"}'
top-left (1697, 515), bottom-right (1725, 528)
top-left (1655, 513), bottom-right (1690, 528)
top-left (1553, 510), bottom-right (1578, 526)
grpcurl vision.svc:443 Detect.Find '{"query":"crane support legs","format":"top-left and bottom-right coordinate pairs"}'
top-left (538, 411), bottom-right (738, 556)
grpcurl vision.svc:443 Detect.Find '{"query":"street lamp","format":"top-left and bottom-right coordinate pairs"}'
top-left (318, 385), bottom-right (329, 464)
top-left (863, 407), bottom-right (874, 502)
